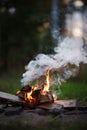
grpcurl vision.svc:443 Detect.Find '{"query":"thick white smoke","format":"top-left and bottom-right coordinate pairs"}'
top-left (21, 37), bottom-right (87, 86)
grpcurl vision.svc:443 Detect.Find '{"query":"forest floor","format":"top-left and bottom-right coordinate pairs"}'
top-left (0, 107), bottom-right (87, 130)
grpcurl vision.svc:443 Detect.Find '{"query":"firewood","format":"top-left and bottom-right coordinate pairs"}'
top-left (20, 85), bottom-right (31, 92)
top-left (0, 91), bottom-right (35, 109)
top-left (37, 102), bottom-right (63, 110)
top-left (16, 85), bottom-right (32, 99)
top-left (31, 89), bottom-right (41, 98)
top-left (16, 91), bottom-right (25, 100)
top-left (39, 91), bottom-right (54, 104)
top-left (54, 99), bottom-right (77, 108)
top-left (0, 91), bottom-right (21, 103)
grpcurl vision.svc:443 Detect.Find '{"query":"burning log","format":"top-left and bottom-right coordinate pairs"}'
top-left (39, 91), bottom-right (54, 104)
top-left (17, 84), bottom-right (40, 105)
top-left (17, 83), bottom-right (54, 106)
top-left (16, 85), bottom-right (31, 99)
top-left (17, 69), bottom-right (54, 105)
top-left (17, 69), bottom-right (54, 106)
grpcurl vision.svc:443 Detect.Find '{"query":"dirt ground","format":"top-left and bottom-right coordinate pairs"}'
top-left (0, 108), bottom-right (87, 130)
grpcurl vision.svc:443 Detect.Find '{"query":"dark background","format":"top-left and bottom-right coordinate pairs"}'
top-left (0, 0), bottom-right (87, 76)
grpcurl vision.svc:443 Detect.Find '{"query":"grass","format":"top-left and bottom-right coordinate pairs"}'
top-left (51, 79), bottom-right (87, 106)
top-left (0, 73), bottom-right (21, 94)
top-left (52, 78), bottom-right (87, 106)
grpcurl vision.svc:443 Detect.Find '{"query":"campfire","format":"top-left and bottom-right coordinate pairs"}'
top-left (0, 69), bottom-right (77, 116)
top-left (16, 70), bottom-right (54, 106)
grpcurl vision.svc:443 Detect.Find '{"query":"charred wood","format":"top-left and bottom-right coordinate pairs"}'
top-left (20, 85), bottom-right (31, 92)
top-left (39, 91), bottom-right (54, 104)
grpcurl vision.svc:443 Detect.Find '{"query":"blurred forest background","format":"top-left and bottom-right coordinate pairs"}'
top-left (0, 0), bottom-right (87, 81)
top-left (0, 0), bottom-right (56, 75)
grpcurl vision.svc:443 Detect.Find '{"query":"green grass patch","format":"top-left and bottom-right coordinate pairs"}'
top-left (0, 74), bottom-right (21, 94)
top-left (52, 79), bottom-right (87, 105)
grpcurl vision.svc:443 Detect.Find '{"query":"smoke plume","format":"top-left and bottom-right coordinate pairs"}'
top-left (21, 37), bottom-right (87, 86)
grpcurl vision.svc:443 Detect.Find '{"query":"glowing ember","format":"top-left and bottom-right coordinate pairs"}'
top-left (16, 90), bottom-right (21, 95)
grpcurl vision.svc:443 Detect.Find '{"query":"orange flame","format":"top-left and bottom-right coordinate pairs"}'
top-left (40, 70), bottom-right (50, 95)
top-left (24, 85), bottom-right (37, 104)
top-left (43, 70), bottom-right (50, 91)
